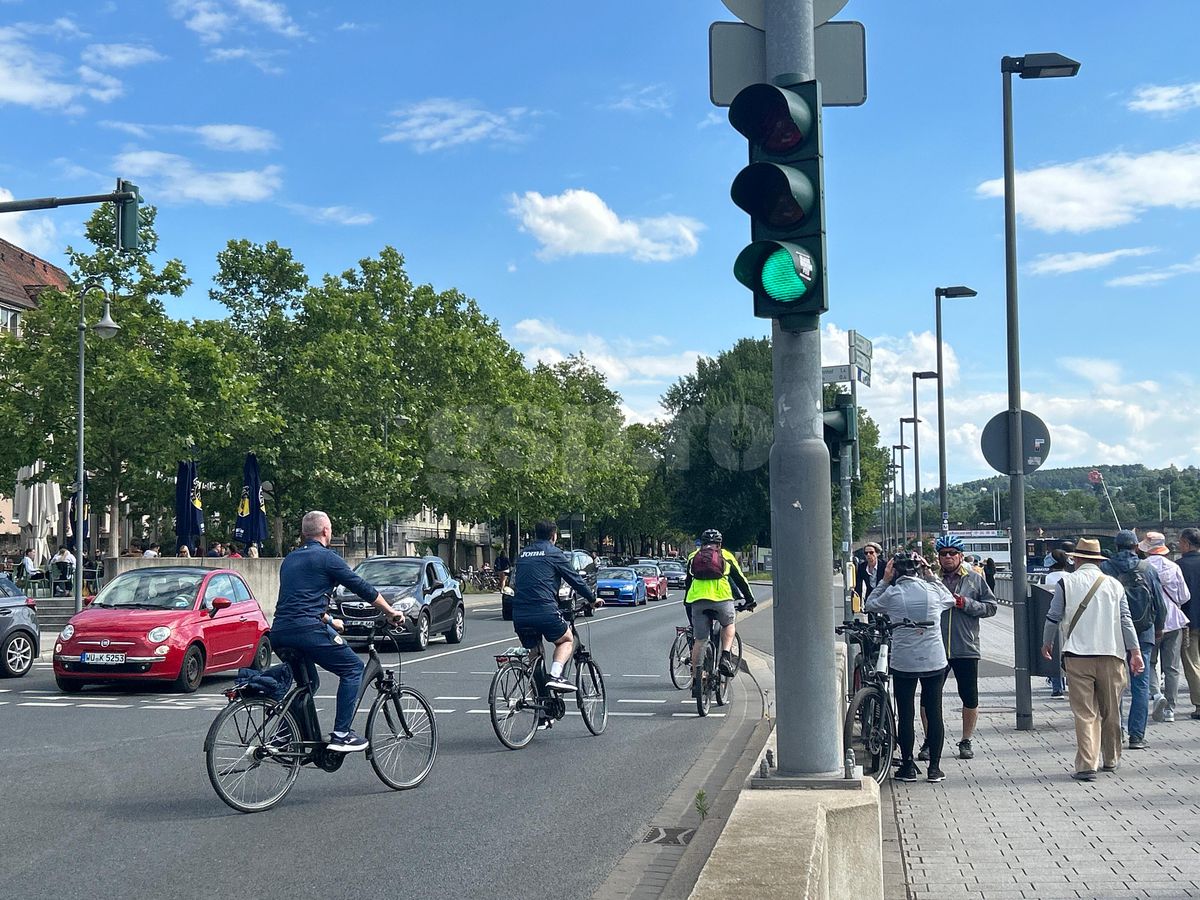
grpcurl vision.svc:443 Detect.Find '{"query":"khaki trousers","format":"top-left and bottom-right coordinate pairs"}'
top-left (1181, 629), bottom-right (1200, 710)
top-left (1064, 654), bottom-right (1127, 773)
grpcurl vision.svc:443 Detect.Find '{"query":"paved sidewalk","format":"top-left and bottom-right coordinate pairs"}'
top-left (885, 674), bottom-right (1200, 900)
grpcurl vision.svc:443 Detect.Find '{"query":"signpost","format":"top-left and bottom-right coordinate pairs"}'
top-left (981, 410), bottom-right (1052, 476)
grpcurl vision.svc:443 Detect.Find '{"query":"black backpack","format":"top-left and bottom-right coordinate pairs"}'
top-left (690, 546), bottom-right (727, 580)
top-left (1118, 563), bottom-right (1156, 634)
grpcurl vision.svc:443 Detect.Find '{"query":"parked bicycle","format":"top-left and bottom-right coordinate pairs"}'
top-left (835, 614), bottom-right (931, 784)
top-left (692, 601), bottom-right (751, 716)
top-left (669, 623), bottom-right (743, 692)
top-left (204, 618), bottom-right (437, 813)
top-left (488, 590), bottom-right (607, 748)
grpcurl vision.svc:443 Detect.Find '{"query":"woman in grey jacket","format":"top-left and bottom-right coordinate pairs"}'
top-left (866, 552), bottom-right (956, 782)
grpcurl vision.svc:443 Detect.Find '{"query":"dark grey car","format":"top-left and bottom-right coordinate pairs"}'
top-left (0, 576), bottom-right (39, 677)
top-left (328, 556), bottom-right (465, 652)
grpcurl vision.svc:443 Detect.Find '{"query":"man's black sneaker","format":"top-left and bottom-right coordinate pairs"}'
top-left (718, 651), bottom-right (737, 678)
top-left (895, 761), bottom-right (921, 782)
top-left (537, 718), bottom-right (553, 731)
top-left (916, 743), bottom-right (930, 762)
top-left (327, 730), bottom-right (369, 752)
top-left (545, 675), bottom-right (577, 693)
top-left (1128, 734), bottom-right (1148, 750)
top-left (1072, 769), bottom-right (1097, 782)
top-left (926, 766), bottom-right (946, 783)
top-left (957, 739), bottom-right (974, 760)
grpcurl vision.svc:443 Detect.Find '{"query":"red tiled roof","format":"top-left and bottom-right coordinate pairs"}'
top-left (0, 236), bottom-right (71, 311)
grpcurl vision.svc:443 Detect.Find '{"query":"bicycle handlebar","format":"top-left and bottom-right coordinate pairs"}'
top-left (837, 616), bottom-right (933, 635)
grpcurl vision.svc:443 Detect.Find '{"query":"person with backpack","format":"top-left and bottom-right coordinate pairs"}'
top-left (1042, 538), bottom-right (1144, 781)
top-left (1101, 530), bottom-right (1167, 750)
top-left (684, 529), bottom-right (755, 696)
top-left (1138, 531), bottom-right (1190, 723)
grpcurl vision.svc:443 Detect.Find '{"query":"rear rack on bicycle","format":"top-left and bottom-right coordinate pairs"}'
top-left (494, 647), bottom-right (529, 668)
top-left (675, 626), bottom-right (691, 635)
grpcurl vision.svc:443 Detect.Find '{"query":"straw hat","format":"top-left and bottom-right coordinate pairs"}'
top-left (1072, 538), bottom-right (1106, 562)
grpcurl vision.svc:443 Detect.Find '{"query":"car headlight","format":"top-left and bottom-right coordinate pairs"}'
top-left (60, 624), bottom-right (74, 640)
top-left (147, 626), bottom-right (172, 643)
top-left (395, 598), bottom-right (418, 612)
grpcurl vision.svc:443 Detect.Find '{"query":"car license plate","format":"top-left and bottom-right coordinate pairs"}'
top-left (81, 652), bottom-right (126, 664)
top-left (345, 619), bottom-right (375, 627)
top-left (599, 589), bottom-right (617, 597)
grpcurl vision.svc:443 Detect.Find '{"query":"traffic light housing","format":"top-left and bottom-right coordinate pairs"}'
top-left (729, 79), bottom-right (827, 333)
top-left (823, 394), bottom-right (858, 474)
top-left (116, 179), bottom-right (141, 253)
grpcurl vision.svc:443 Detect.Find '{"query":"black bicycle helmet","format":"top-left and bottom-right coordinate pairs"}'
top-left (700, 528), bottom-right (723, 544)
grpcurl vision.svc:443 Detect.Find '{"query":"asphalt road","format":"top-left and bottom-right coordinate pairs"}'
top-left (0, 588), bottom-right (771, 899)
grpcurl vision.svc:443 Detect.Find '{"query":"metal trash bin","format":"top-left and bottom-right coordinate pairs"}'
top-left (1027, 583), bottom-right (1061, 678)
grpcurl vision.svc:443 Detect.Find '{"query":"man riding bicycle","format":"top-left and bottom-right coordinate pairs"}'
top-left (685, 529), bottom-right (755, 697)
top-left (271, 511), bottom-right (403, 752)
top-left (510, 520), bottom-right (599, 694)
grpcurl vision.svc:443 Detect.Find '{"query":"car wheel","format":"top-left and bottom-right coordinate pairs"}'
top-left (444, 605), bottom-right (465, 644)
top-left (252, 636), bottom-right (272, 671)
top-left (409, 612), bottom-right (430, 651)
top-left (1, 631), bottom-right (35, 677)
top-left (175, 645), bottom-right (205, 693)
top-left (56, 675), bottom-right (84, 693)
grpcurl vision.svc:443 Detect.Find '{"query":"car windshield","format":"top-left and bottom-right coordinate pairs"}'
top-left (92, 570), bottom-right (206, 609)
top-left (598, 568), bottom-right (635, 581)
top-left (659, 563), bottom-right (684, 573)
top-left (353, 560), bottom-right (421, 587)
top-left (632, 566), bottom-right (659, 577)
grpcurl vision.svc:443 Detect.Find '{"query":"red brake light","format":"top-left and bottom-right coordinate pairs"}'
top-left (25, 597), bottom-right (36, 609)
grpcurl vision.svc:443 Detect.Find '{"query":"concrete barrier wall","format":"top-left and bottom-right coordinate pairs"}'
top-left (107, 557), bottom-right (283, 619)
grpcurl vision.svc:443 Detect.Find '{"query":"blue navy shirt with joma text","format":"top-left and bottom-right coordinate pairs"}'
top-left (272, 540), bottom-right (377, 633)
top-left (512, 540), bottom-right (595, 612)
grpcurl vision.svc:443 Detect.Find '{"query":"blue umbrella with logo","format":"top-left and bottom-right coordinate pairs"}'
top-left (174, 460), bottom-right (204, 554)
top-left (232, 452), bottom-right (268, 551)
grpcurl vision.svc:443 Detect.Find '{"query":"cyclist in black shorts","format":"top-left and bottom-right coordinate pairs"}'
top-left (920, 534), bottom-right (997, 762)
top-left (510, 520), bottom-right (599, 694)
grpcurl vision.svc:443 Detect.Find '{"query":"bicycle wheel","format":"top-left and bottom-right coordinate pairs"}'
top-left (576, 659), bottom-right (607, 735)
top-left (489, 662), bottom-right (538, 749)
top-left (366, 687), bottom-right (438, 790)
top-left (730, 631), bottom-right (744, 673)
top-left (696, 644), bottom-right (713, 717)
top-left (844, 686), bottom-right (895, 784)
top-left (205, 698), bottom-right (301, 813)
top-left (668, 631), bottom-right (692, 690)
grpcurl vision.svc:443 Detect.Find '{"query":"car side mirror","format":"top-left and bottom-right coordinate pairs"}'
top-left (209, 596), bottom-right (232, 617)
top-left (83, 595), bottom-right (95, 606)
top-left (428, 581), bottom-right (445, 594)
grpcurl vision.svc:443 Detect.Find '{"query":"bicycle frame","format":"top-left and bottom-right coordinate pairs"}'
top-left (494, 603), bottom-right (593, 720)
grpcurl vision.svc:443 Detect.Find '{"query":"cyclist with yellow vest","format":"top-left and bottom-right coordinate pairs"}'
top-left (685, 529), bottom-right (756, 697)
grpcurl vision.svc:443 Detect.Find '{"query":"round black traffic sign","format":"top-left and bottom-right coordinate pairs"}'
top-left (981, 410), bottom-right (1051, 476)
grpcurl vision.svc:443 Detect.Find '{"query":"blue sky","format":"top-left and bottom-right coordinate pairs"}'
top-left (2, 1), bottom-right (1199, 488)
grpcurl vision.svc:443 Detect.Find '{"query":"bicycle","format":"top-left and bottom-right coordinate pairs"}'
top-left (204, 619), bottom-right (438, 813)
top-left (692, 602), bottom-right (750, 716)
top-left (835, 614), bottom-right (930, 784)
top-left (669, 623), bottom-right (743, 691)
top-left (488, 594), bottom-right (607, 748)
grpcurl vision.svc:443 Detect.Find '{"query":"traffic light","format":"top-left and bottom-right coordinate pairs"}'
top-left (115, 179), bottom-right (141, 253)
top-left (728, 78), bottom-right (827, 332)
top-left (823, 395), bottom-right (858, 473)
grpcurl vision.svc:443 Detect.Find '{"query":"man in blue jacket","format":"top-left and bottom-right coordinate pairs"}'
top-left (511, 520), bottom-right (597, 692)
top-left (272, 510), bottom-right (402, 752)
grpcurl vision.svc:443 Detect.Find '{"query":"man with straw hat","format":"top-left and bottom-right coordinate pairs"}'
top-left (1041, 538), bottom-right (1144, 781)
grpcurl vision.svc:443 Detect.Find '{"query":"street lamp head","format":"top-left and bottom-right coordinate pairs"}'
top-left (892, 443), bottom-right (909, 451)
top-left (913, 370), bottom-right (938, 380)
top-left (901, 416), bottom-right (918, 424)
top-left (1004, 52), bottom-right (1081, 79)
top-left (93, 301), bottom-right (120, 340)
top-left (936, 285), bottom-right (977, 299)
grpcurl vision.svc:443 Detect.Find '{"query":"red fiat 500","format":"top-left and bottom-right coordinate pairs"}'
top-left (53, 566), bottom-right (271, 694)
top-left (632, 564), bottom-right (669, 601)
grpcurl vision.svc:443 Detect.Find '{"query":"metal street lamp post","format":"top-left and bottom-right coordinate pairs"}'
top-left (911, 371), bottom-right (938, 553)
top-left (894, 440), bottom-right (911, 549)
top-left (1001, 50), bottom-right (1081, 731)
top-left (934, 285), bottom-right (977, 535)
top-left (74, 282), bottom-right (119, 614)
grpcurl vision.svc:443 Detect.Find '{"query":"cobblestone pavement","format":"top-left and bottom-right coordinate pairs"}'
top-left (885, 673), bottom-right (1200, 900)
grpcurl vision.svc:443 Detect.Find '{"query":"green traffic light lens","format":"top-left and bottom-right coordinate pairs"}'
top-left (761, 247), bottom-right (808, 302)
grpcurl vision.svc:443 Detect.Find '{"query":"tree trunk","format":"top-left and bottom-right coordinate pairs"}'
top-left (108, 479), bottom-right (121, 559)
top-left (447, 515), bottom-right (458, 570)
top-left (508, 517), bottom-right (518, 558)
top-left (374, 523), bottom-right (383, 556)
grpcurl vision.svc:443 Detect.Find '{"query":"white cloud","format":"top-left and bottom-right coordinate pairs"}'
top-left (976, 145), bottom-right (1200, 233)
top-left (382, 98), bottom-right (532, 152)
top-left (82, 43), bottom-right (164, 68)
top-left (1128, 83), bottom-right (1200, 114)
top-left (1029, 247), bottom-right (1156, 275)
top-left (77, 65), bottom-right (122, 102)
top-left (191, 123), bottom-right (277, 151)
top-left (1058, 357), bottom-right (1122, 385)
top-left (605, 83), bottom-right (673, 113)
top-left (171, 0), bottom-right (303, 45)
top-left (509, 189), bottom-right (703, 262)
top-left (1106, 254), bottom-right (1200, 287)
top-left (0, 187), bottom-right (58, 256)
top-left (230, 0), bottom-right (304, 39)
top-left (207, 46), bottom-right (284, 74)
top-left (698, 111), bottom-right (724, 129)
top-left (114, 150), bottom-right (282, 204)
top-left (170, 0), bottom-right (231, 43)
top-left (284, 203), bottom-right (375, 226)
top-left (0, 24), bottom-right (91, 111)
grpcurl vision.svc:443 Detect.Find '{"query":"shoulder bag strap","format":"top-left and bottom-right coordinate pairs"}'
top-left (1064, 575), bottom-right (1106, 641)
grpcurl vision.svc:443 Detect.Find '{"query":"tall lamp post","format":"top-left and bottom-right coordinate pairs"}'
top-left (887, 460), bottom-right (900, 552)
top-left (934, 285), bottom-right (977, 535)
top-left (1001, 50), bottom-right (1081, 731)
top-left (74, 282), bottom-right (120, 613)
top-left (894, 440), bottom-right (910, 549)
top-left (911, 372), bottom-right (938, 553)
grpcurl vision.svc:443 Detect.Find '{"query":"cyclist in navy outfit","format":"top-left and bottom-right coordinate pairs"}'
top-left (271, 511), bottom-right (403, 752)
top-left (510, 520), bottom-right (599, 693)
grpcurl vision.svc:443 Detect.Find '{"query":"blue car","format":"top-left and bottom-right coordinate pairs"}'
top-left (593, 567), bottom-right (647, 606)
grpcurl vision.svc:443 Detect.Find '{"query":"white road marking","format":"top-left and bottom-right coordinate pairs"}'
top-left (20, 702), bottom-right (72, 707)
top-left (619, 674), bottom-right (659, 678)
top-left (0, 701), bottom-right (7, 706)
top-left (466, 709), bottom-right (490, 714)
top-left (671, 712), bottom-right (725, 717)
top-left (433, 708), bottom-right (456, 714)
top-left (618, 699), bottom-right (666, 704)
top-left (421, 671), bottom-right (458, 675)
top-left (435, 696), bottom-right (479, 701)
top-left (78, 703), bottom-right (133, 709)
top-left (142, 705), bottom-right (189, 710)
top-left (610, 711), bottom-right (654, 717)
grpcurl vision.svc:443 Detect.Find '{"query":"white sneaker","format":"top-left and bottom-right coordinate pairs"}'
top-left (1152, 695), bottom-right (1168, 723)
top-left (1164, 709), bottom-right (1176, 723)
